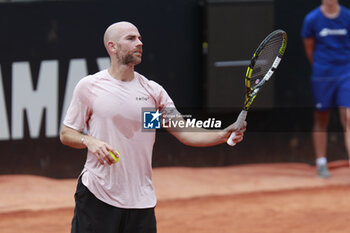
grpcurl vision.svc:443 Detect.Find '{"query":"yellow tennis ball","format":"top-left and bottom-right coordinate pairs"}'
top-left (109, 151), bottom-right (120, 163)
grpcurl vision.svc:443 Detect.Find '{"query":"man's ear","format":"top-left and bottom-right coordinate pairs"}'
top-left (107, 41), bottom-right (117, 53)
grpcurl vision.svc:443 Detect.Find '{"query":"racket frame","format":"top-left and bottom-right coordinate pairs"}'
top-left (227, 29), bottom-right (287, 146)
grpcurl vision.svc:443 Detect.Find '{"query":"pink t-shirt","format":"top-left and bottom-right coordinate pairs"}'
top-left (63, 69), bottom-right (176, 208)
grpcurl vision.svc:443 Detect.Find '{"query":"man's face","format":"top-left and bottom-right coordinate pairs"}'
top-left (115, 26), bottom-right (143, 66)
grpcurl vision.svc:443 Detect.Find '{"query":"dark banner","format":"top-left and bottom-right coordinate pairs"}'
top-left (0, 0), bottom-right (202, 177)
top-left (0, 0), bottom-right (348, 178)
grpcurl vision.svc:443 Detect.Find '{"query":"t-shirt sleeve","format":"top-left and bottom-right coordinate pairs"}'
top-left (150, 81), bottom-right (181, 121)
top-left (301, 13), bottom-right (315, 39)
top-left (63, 77), bottom-right (92, 131)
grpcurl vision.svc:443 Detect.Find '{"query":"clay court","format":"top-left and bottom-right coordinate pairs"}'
top-left (1, 160), bottom-right (350, 233)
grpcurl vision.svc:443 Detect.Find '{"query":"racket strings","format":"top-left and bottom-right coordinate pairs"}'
top-left (250, 34), bottom-right (283, 88)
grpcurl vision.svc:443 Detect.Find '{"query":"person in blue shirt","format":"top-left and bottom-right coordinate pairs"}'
top-left (301, 0), bottom-right (350, 178)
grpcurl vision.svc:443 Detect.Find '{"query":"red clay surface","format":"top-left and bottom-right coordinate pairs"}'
top-left (1, 161), bottom-right (350, 233)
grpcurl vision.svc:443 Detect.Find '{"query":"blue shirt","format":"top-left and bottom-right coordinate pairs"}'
top-left (301, 6), bottom-right (350, 79)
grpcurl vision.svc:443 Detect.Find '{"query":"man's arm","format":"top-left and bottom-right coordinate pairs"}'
top-left (303, 37), bottom-right (315, 64)
top-left (165, 116), bottom-right (246, 147)
top-left (60, 125), bottom-right (118, 165)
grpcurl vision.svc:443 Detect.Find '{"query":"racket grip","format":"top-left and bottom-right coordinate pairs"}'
top-left (227, 110), bottom-right (247, 146)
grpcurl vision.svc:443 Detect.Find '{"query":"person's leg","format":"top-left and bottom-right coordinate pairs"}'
top-left (313, 110), bottom-right (331, 177)
top-left (71, 176), bottom-right (123, 233)
top-left (339, 107), bottom-right (350, 164)
top-left (124, 208), bottom-right (157, 233)
top-left (337, 75), bottom-right (350, 165)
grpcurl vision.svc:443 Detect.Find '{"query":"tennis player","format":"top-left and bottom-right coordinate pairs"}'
top-left (60, 21), bottom-right (246, 233)
top-left (301, 0), bottom-right (350, 178)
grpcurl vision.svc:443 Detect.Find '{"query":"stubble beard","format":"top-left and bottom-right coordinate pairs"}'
top-left (122, 54), bottom-right (141, 66)
top-left (115, 43), bottom-right (142, 66)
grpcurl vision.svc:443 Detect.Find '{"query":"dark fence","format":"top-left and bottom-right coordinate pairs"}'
top-left (0, 0), bottom-right (348, 178)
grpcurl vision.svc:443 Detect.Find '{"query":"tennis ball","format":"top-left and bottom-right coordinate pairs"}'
top-left (109, 151), bottom-right (120, 163)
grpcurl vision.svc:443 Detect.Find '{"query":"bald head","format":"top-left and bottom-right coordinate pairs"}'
top-left (103, 21), bottom-right (143, 66)
top-left (103, 21), bottom-right (139, 49)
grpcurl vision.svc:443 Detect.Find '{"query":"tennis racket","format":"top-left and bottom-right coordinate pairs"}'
top-left (227, 29), bottom-right (287, 146)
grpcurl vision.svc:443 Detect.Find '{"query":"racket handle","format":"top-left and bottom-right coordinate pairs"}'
top-left (227, 110), bottom-right (247, 146)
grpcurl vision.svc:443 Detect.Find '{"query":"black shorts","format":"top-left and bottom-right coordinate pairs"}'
top-left (71, 176), bottom-right (157, 233)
